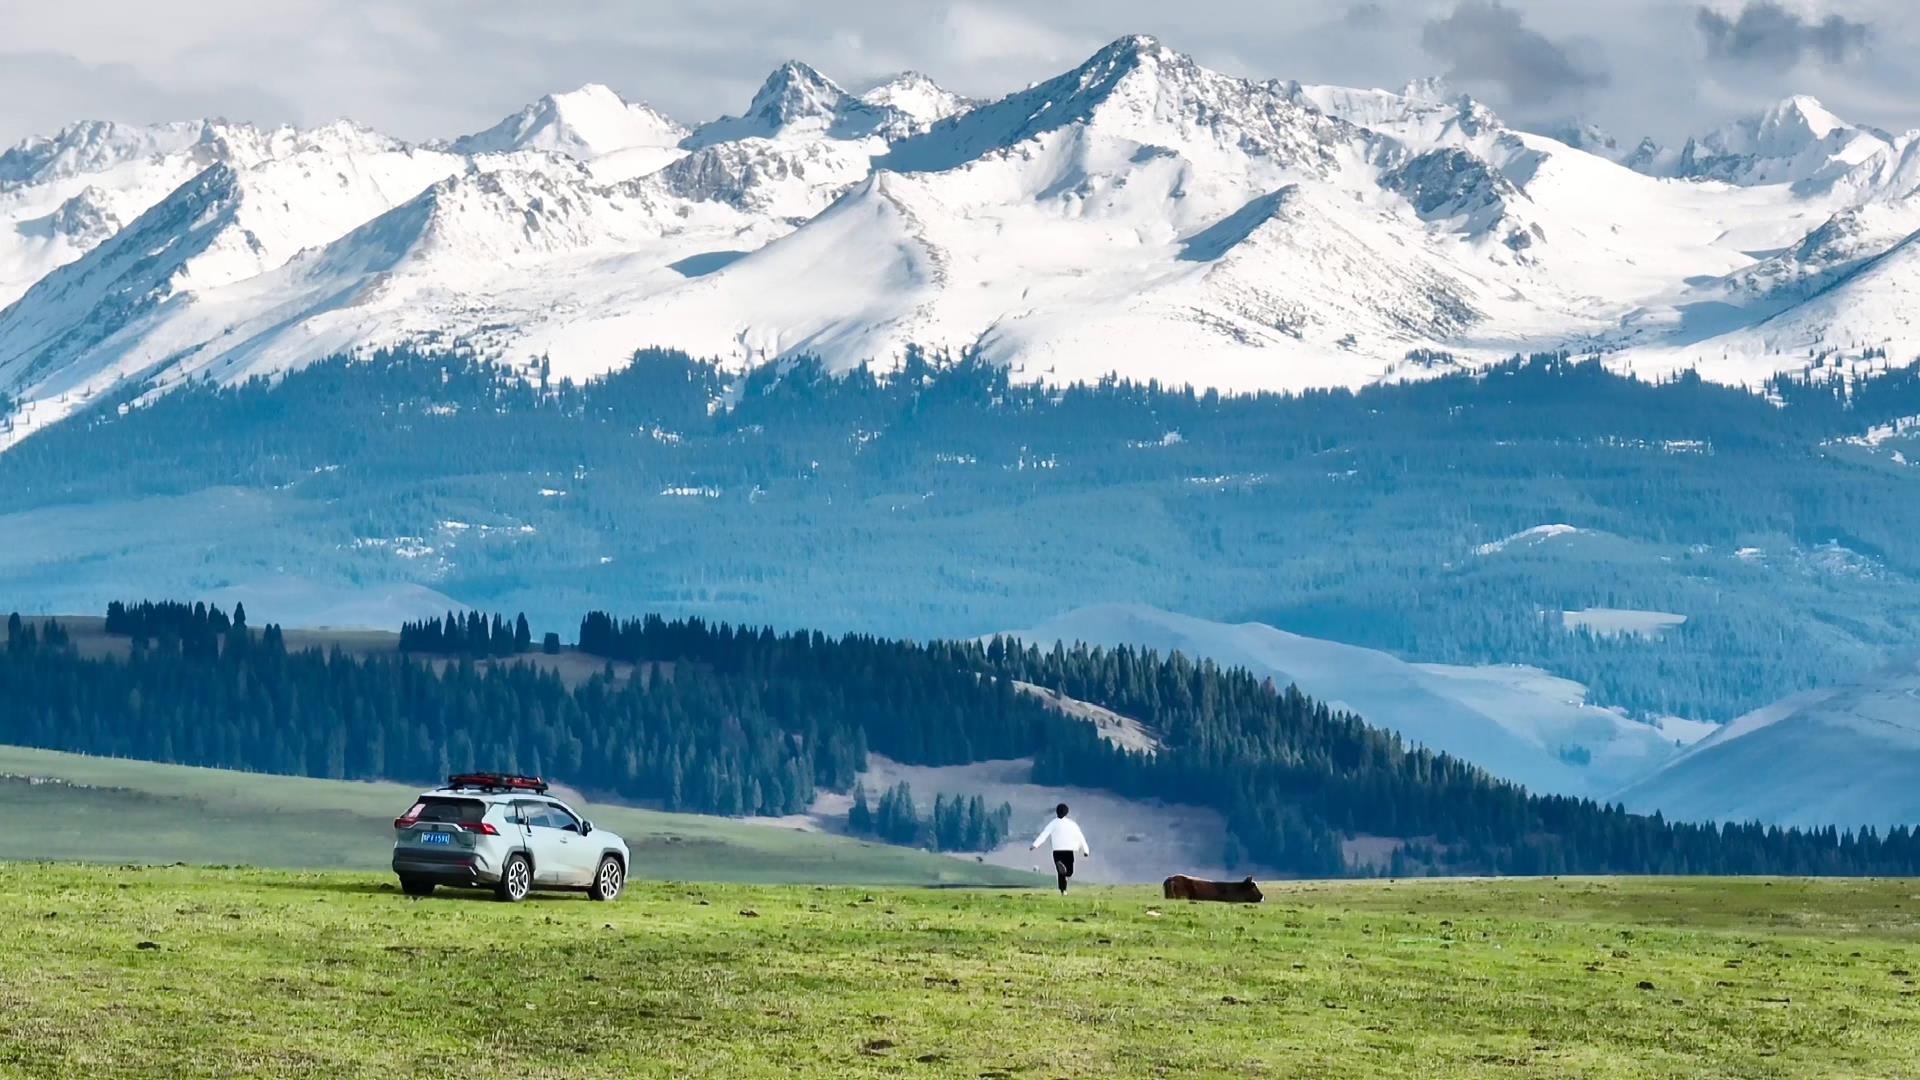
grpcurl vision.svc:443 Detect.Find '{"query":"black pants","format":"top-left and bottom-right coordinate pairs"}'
top-left (1052, 851), bottom-right (1075, 892)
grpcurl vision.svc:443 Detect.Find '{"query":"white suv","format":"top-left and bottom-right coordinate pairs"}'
top-left (391, 774), bottom-right (629, 902)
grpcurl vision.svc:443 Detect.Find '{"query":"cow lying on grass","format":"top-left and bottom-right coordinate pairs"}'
top-left (1162, 874), bottom-right (1264, 903)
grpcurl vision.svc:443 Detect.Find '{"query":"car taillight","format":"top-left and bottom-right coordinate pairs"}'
top-left (458, 821), bottom-right (499, 835)
top-left (393, 816), bottom-right (418, 829)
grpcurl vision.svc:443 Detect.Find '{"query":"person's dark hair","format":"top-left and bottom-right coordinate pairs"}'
top-left (1055, 803), bottom-right (1069, 818)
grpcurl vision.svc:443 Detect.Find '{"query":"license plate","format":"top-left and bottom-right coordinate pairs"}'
top-left (419, 832), bottom-right (452, 845)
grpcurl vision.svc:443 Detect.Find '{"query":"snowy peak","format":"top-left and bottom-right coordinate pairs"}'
top-left (687, 61), bottom-right (897, 147)
top-left (450, 84), bottom-right (687, 160)
top-left (1290, 79), bottom-right (1502, 153)
top-left (1638, 95), bottom-right (1894, 189)
top-left (27, 186), bottom-right (123, 245)
top-left (884, 35), bottom-right (1351, 175)
top-left (1759, 95), bottom-right (1847, 143)
top-left (859, 72), bottom-right (972, 130)
top-left (0, 120), bottom-right (222, 190)
top-left (306, 162), bottom-right (657, 282)
top-left (17, 33), bottom-right (1920, 452)
top-left (750, 61), bottom-right (853, 128)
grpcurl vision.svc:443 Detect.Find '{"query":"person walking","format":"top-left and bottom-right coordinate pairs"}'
top-left (1030, 803), bottom-right (1091, 894)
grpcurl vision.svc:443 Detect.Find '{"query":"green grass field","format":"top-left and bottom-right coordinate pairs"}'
top-left (1, 866), bottom-right (1917, 1078)
top-left (0, 746), bottom-right (1033, 886)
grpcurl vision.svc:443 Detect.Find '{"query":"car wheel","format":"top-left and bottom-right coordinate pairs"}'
top-left (496, 853), bottom-right (532, 903)
top-left (589, 856), bottom-right (624, 902)
top-left (400, 877), bottom-right (435, 897)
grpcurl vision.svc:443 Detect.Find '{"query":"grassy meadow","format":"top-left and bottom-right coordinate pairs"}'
top-left (0, 866), bottom-right (1917, 1078)
top-left (0, 746), bottom-right (1032, 886)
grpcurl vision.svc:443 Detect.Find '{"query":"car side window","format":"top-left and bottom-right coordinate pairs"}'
top-left (507, 800), bottom-right (540, 828)
top-left (546, 803), bottom-right (582, 833)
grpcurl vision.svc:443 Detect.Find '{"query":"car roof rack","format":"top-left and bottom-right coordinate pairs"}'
top-left (444, 772), bottom-right (549, 794)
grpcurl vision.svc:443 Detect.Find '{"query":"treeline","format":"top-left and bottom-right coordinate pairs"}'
top-left (847, 781), bottom-right (1013, 852)
top-left (10, 348), bottom-right (1920, 723)
top-left (400, 611), bottom-right (534, 658)
top-left (573, 609), bottom-right (1920, 875)
top-left (982, 634), bottom-right (1920, 876)
top-left (4, 613), bottom-right (70, 654)
top-left (12, 601), bottom-right (1920, 878)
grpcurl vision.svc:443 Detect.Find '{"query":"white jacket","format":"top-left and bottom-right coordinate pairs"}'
top-left (1030, 817), bottom-right (1090, 855)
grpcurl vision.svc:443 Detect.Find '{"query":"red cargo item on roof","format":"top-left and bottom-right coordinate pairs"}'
top-left (445, 772), bottom-right (549, 794)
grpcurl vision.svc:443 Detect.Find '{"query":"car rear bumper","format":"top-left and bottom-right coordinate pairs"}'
top-left (393, 849), bottom-right (501, 885)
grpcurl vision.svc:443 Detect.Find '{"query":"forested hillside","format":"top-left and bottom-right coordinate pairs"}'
top-left (7, 603), bottom-right (1920, 878)
top-left (5, 349), bottom-right (1920, 720)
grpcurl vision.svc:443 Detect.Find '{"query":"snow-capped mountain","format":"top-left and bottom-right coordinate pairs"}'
top-left (0, 121), bottom-right (241, 307)
top-left (1629, 96), bottom-right (1895, 191)
top-left (449, 83), bottom-right (687, 172)
top-left (859, 72), bottom-right (974, 131)
top-left (686, 61), bottom-right (902, 148)
top-left (11, 36), bottom-right (1920, 448)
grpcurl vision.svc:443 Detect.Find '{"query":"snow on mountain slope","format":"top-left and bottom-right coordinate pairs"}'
top-left (1006, 603), bottom-right (1701, 800)
top-left (0, 120), bottom-right (207, 190)
top-left (0, 129), bottom-right (468, 438)
top-left (449, 84), bottom-right (687, 162)
top-left (885, 36), bottom-right (1363, 180)
top-left (687, 61), bottom-right (900, 148)
top-left (860, 73), bottom-right (973, 131)
top-left (1619, 213), bottom-right (1920, 384)
top-left (13, 36), bottom-right (1920, 448)
top-left (0, 121), bottom-right (250, 306)
top-left (1617, 656), bottom-right (1920, 829)
top-left (19, 163), bottom-right (784, 400)
top-left (523, 169), bottom-right (938, 375)
top-left (655, 62), bottom-right (906, 221)
top-left (1289, 78), bottom-right (1500, 152)
top-left (638, 36), bottom-right (1525, 387)
top-left (1629, 96), bottom-right (1896, 191)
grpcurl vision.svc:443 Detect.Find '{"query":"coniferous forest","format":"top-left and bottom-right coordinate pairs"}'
top-left (5, 348), bottom-right (1920, 725)
top-left (6, 601), bottom-right (1920, 878)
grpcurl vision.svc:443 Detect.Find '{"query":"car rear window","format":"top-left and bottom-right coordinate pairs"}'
top-left (404, 797), bottom-right (486, 823)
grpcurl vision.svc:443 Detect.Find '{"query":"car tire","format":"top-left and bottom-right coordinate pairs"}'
top-left (400, 877), bottom-right (435, 898)
top-left (496, 853), bottom-right (532, 903)
top-left (589, 856), bottom-right (624, 902)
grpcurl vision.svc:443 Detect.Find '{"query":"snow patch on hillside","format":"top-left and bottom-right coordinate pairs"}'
top-left (1475, 524), bottom-right (1580, 556)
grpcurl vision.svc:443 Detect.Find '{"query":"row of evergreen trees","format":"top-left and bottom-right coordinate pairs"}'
top-left (399, 611), bottom-right (533, 658)
top-left (847, 781), bottom-right (1013, 852)
top-left (12, 600), bottom-right (1920, 877)
top-left (4, 614), bottom-right (69, 655)
top-left (12, 348), bottom-right (1920, 725)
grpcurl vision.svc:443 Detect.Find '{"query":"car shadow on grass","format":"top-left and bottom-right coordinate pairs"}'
top-left (248, 878), bottom-right (598, 903)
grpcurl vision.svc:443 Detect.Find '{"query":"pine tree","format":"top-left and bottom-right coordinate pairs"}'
top-left (848, 782), bottom-right (873, 834)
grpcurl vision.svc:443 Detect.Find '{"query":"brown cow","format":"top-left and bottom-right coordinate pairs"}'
top-left (1163, 874), bottom-right (1264, 903)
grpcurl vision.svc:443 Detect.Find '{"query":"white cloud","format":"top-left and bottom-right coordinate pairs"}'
top-left (1, 1), bottom-right (1918, 151)
top-left (941, 2), bottom-right (1084, 66)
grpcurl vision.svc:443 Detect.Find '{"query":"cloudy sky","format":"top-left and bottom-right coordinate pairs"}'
top-left (1, 0), bottom-right (1913, 150)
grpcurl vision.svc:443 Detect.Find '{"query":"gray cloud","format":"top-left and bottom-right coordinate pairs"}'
top-left (1, 2), bottom-right (1918, 155)
top-left (0, 51), bottom-right (293, 141)
top-left (1342, 3), bottom-right (1388, 28)
top-left (1420, 1), bottom-right (1608, 105)
top-left (1696, 2), bottom-right (1870, 66)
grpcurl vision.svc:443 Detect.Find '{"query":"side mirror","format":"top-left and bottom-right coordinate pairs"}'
top-left (580, 820), bottom-right (593, 836)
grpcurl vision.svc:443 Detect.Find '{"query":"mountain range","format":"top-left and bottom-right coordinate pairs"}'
top-left (8, 36), bottom-right (1920, 449)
